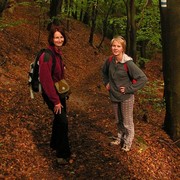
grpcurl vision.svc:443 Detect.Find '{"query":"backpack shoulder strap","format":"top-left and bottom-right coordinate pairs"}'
top-left (124, 62), bottom-right (136, 83)
top-left (124, 63), bottom-right (128, 72)
top-left (108, 56), bottom-right (129, 72)
top-left (43, 49), bottom-right (56, 76)
top-left (108, 55), bottom-right (114, 63)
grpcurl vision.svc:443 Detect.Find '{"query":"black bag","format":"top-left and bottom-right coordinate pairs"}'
top-left (28, 49), bottom-right (55, 98)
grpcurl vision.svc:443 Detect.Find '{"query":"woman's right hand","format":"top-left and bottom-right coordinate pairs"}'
top-left (120, 86), bottom-right (125, 94)
top-left (106, 83), bottom-right (110, 91)
top-left (54, 103), bottom-right (63, 114)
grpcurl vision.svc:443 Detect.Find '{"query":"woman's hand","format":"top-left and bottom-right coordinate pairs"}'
top-left (54, 103), bottom-right (63, 114)
top-left (120, 87), bottom-right (125, 94)
top-left (106, 83), bottom-right (110, 91)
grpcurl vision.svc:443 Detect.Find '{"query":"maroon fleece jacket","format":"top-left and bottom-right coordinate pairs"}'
top-left (39, 46), bottom-right (64, 105)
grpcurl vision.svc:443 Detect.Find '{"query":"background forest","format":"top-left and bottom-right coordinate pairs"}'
top-left (38, 0), bottom-right (161, 64)
top-left (0, 0), bottom-right (179, 179)
top-left (0, 0), bottom-right (161, 61)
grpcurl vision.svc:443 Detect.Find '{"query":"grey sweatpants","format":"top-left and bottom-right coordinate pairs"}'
top-left (112, 95), bottom-right (135, 148)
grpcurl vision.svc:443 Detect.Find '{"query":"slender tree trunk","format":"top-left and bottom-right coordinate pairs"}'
top-left (83, 0), bottom-right (90, 24)
top-left (125, 0), bottom-right (137, 62)
top-left (97, 0), bottom-right (114, 49)
top-left (0, 0), bottom-right (8, 17)
top-left (89, 0), bottom-right (98, 45)
top-left (130, 0), bottom-right (136, 62)
top-left (47, 0), bottom-right (63, 30)
top-left (49, 0), bottom-right (63, 18)
top-left (159, 0), bottom-right (180, 146)
top-left (79, 0), bottom-right (84, 21)
top-left (72, 0), bottom-right (78, 19)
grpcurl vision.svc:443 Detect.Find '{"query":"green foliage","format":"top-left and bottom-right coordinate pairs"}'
top-left (138, 80), bottom-right (165, 112)
top-left (107, 16), bottom-right (127, 38)
top-left (17, 2), bottom-right (32, 6)
top-left (137, 57), bottom-right (150, 68)
top-left (0, 19), bottom-right (26, 30)
top-left (87, 0), bottom-right (161, 55)
top-left (0, 0), bottom-right (162, 58)
top-left (136, 2), bottom-right (161, 50)
top-left (136, 136), bottom-right (148, 153)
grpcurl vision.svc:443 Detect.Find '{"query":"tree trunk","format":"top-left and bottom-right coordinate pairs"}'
top-left (97, 0), bottom-right (114, 49)
top-left (89, 0), bottom-right (98, 45)
top-left (47, 0), bottom-right (63, 30)
top-left (160, 0), bottom-right (180, 146)
top-left (83, 0), bottom-right (90, 25)
top-left (49, 0), bottom-right (62, 18)
top-left (0, 0), bottom-right (8, 17)
top-left (125, 0), bottom-right (137, 62)
top-left (79, 0), bottom-right (84, 21)
top-left (130, 0), bottom-right (136, 62)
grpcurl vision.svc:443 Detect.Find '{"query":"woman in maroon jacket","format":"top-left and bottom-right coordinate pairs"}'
top-left (39, 26), bottom-right (71, 165)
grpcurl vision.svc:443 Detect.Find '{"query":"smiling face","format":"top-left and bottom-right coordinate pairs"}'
top-left (111, 40), bottom-right (124, 56)
top-left (53, 31), bottom-right (65, 48)
top-left (48, 26), bottom-right (67, 47)
top-left (111, 36), bottom-right (126, 57)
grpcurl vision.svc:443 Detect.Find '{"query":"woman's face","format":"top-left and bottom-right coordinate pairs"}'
top-left (111, 40), bottom-right (124, 56)
top-left (53, 31), bottom-right (64, 48)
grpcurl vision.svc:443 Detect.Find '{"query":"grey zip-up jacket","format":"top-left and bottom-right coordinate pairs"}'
top-left (102, 53), bottom-right (148, 102)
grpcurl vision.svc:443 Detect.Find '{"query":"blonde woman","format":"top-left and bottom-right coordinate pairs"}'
top-left (102, 36), bottom-right (148, 151)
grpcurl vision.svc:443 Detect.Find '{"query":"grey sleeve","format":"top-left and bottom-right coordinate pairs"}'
top-left (125, 61), bottom-right (148, 93)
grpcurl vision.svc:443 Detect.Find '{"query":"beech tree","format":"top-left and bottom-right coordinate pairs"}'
top-left (49, 0), bottom-right (63, 19)
top-left (124, 0), bottom-right (136, 62)
top-left (159, 0), bottom-right (180, 146)
top-left (48, 0), bottom-right (63, 29)
top-left (89, 0), bottom-right (98, 45)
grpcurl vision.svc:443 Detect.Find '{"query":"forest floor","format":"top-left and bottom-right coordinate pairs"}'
top-left (0, 1), bottom-right (179, 180)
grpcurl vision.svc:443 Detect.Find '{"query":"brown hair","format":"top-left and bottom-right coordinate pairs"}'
top-left (48, 26), bottom-right (67, 46)
top-left (111, 36), bottom-right (126, 52)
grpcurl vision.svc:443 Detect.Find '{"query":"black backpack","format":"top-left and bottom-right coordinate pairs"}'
top-left (28, 49), bottom-right (56, 98)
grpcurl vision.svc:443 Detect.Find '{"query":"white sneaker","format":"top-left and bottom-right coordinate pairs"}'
top-left (122, 145), bottom-right (131, 152)
top-left (110, 139), bottom-right (120, 145)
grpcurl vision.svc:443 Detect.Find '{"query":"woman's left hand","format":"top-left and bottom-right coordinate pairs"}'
top-left (106, 83), bottom-right (110, 91)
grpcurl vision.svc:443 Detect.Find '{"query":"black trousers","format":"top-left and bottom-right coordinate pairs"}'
top-left (42, 93), bottom-right (71, 159)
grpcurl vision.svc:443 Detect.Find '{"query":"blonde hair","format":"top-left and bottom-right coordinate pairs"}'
top-left (111, 36), bottom-right (126, 52)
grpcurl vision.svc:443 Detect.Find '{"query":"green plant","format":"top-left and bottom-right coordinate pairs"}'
top-left (137, 80), bottom-right (165, 112)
